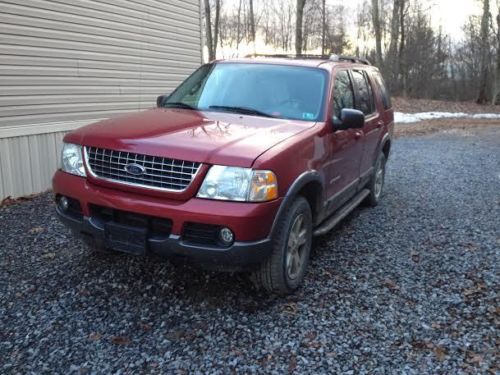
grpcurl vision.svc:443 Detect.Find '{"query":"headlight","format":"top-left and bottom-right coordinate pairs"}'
top-left (61, 143), bottom-right (86, 177)
top-left (197, 166), bottom-right (278, 202)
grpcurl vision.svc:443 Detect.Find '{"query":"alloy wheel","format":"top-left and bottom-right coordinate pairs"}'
top-left (285, 214), bottom-right (308, 280)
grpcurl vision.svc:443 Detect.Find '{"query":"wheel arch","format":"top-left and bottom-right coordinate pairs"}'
top-left (379, 132), bottom-right (392, 160)
top-left (269, 171), bottom-right (325, 238)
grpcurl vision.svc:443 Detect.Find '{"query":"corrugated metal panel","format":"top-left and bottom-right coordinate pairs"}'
top-left (0, 132), bottom-right (64, 198)
top-left (0, 0), bottom-right (202, 199)
top-left (0, 152), bottom-right (4, 199)
top-left (0, 0), bottom-right (202, 132)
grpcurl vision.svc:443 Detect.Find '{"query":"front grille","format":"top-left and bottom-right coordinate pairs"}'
top-left (85, 147), bottom-right (201, 191)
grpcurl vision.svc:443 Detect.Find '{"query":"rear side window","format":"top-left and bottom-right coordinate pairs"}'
top-left (372, 72), bottom-right (392, 110)
top-left (351, 70), bottom-right (375, 116)
top-left (332, 70), bottom-right (354, 119)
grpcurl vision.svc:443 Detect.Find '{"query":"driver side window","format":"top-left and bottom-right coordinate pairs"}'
top-left (333, 70), bottom-right (355, 119)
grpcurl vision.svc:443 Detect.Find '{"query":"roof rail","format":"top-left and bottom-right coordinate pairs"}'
top-left (244, 53), bottom-right (371, 65)
top-left (329, 54), bottom-right (371, 65)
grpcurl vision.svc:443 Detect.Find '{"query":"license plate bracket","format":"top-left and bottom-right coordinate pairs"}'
top-left (104, 222), bottom-right (147, 255)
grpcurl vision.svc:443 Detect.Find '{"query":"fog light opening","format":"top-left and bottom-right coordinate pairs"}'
top-left (59, 196), bottom-right (69, 211)
top-left (219, 227), bottom-right (234, 246)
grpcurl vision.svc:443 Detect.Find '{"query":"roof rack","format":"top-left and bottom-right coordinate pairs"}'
top-left (330, 54), bottom-right (372, 65)
top-left (245, 53), bottom-right (371, 65)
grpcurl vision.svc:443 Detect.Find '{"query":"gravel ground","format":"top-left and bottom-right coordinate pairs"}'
top-left (1, 127), bottom-right (499, 374)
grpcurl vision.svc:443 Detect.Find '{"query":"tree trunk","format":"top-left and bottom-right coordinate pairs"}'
top-left (371, 0), bottom-right (383, 66)
top-left (249, 0), bottom-right (256, 53)
top-left (321, 0), bottom-right (326, 56)
top-left (398, 0), bottom-right (407, 97)
top-left (236, 0), bottom-right (242, 49)
top-left (477, 0), bottom-right (491, 104)
top-left (213, 0), bottom-right (221, 59)
top-left (493, 12), bottom-right (500, 104)
top-left (295, 0), bottom-right (307, 55)
top-left (388, 0), bottom-right (400, 62)
top-left (203, 0), bottom-right (214, 60)
top-left (249, 0), bottom-right (256, 42)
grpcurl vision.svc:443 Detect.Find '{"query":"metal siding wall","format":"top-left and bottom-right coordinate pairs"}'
top-left (0, 132), bottom-right (64, 199)
top-left (0, 0), bottom-right (202, 199)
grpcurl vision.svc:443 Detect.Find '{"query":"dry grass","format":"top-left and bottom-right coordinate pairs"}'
top-left (393, 97), bottom-right (500, 114)
top-left (394, 119), bottom-right (500, 138)
top-left (393, 97), bottom-right (500, 137)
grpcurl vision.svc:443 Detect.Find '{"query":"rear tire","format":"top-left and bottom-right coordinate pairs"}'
top-left (251, 196), bottom-right (312, 295)
top-left (366, 153), bottom-right (386, 207)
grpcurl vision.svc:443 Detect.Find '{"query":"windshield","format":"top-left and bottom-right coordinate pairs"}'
top-left (163, 63), bottom-right (328, 122)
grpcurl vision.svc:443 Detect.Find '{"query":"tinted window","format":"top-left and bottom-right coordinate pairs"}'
top-left (373, 72), bottom-right (392, 109)
top-left (351, 70), bottom-right (374, 116)
top-left (165, 63), bottom-right (328, 122)
top-left (333, 70), bottom-right (354, 119)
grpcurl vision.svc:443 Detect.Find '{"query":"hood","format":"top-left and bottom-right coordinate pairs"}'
top-left (66, 108), bottom-right (316, 167)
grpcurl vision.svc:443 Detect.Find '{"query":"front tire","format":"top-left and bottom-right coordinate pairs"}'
top-left (251, 196), bottom-right (312, 295)
top-left (366, 153), bottom-right (386, 207)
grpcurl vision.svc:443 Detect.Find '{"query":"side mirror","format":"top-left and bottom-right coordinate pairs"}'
top-left (333, 108), bottom-right (365, 131)
top-left (156, 95), bottom-right (166, 107)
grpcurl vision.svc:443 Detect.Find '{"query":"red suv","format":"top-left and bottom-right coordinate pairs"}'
top-left (53, 55), bottom-right (393, 294)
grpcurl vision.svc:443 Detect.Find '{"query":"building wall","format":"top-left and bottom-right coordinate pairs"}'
top-left (0, 0), bottom-right (203, 199)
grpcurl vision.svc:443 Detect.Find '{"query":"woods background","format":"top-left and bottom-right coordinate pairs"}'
top-left (202, 0), bottom-right (500, 105)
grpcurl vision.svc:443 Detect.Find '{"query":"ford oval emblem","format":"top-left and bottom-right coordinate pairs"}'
top-left (124, 163), bottom-right (146, 176)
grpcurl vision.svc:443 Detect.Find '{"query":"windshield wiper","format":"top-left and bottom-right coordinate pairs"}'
top-left (163, 102), bottom-right (197, 110)
top-left (208, 105), bottom-right (276, 118)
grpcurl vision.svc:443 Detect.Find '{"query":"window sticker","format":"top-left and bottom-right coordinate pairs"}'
top-left (302, 112), bottom-right (315, 120)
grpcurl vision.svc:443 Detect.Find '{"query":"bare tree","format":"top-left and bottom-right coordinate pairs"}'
top-left (388, 1), bottom-right (400, 62)
top-left (296, 0), bottom-right (307, 55)
top-left (493, 10), bottom-right (500, 104)
top-left (398, 0), bottom-right (408, 97)
top-left (214, 0), bottom-right (221, 57)
top-left (321, 0), bottom-right (326, 55)
top-left (371, 0), bottom-right (383, 66)
top-left (204, 0), bottom-right (221, 60)
top-left (249, 0), bottom-right (256, 44)
top-left (204, 0), bottom-right (214, 60)
top-left (477, 0), bottom-right (491, 103)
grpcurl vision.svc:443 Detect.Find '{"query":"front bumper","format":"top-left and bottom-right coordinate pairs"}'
top-left (56, 206), bottom-right (271, 268)
top-left (53, 171), bottom-right (280, 268)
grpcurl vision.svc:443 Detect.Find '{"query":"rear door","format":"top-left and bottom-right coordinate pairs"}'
top-left (351, 70), bottom-right (383, 179)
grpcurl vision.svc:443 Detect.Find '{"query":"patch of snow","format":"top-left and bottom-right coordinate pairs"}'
top-left (394, 111), bottom-right (500, 124)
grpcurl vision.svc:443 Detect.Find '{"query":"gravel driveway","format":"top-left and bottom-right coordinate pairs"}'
top-left (1, 127), bottom-right (499, 374)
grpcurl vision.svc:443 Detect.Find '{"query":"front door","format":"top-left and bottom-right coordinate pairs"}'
top-left (325, 69), bottom-right (364, 213)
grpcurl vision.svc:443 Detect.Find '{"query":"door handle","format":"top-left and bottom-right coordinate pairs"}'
top-left (354, 131), bottom-right (363, 140)
top-left (376, 121), bottom-right (384, 128)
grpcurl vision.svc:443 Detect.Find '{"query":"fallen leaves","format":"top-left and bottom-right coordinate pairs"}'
top-left (288, 354), bottom-right (297, 373)
top-left (282, 302), bottom-right (299, 316)
top-left (433, 346), bottom-right (447, 361)
top-left (383, 278), bottom-right (399, 290)
top-left (110, 335), bottom-right (130, 345)
top-left (411, 252), bottom-right (420, 263)
top-left (0, 193), bottom-right (40, 207)
top-left (41, 252), bottom-right (56, 260)
top-left (29, 227), bottom-right (44, 234)
top-left (463, 282), bottom-right (487, 297)
top-left (88, 332), bottom-right (102, 342)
